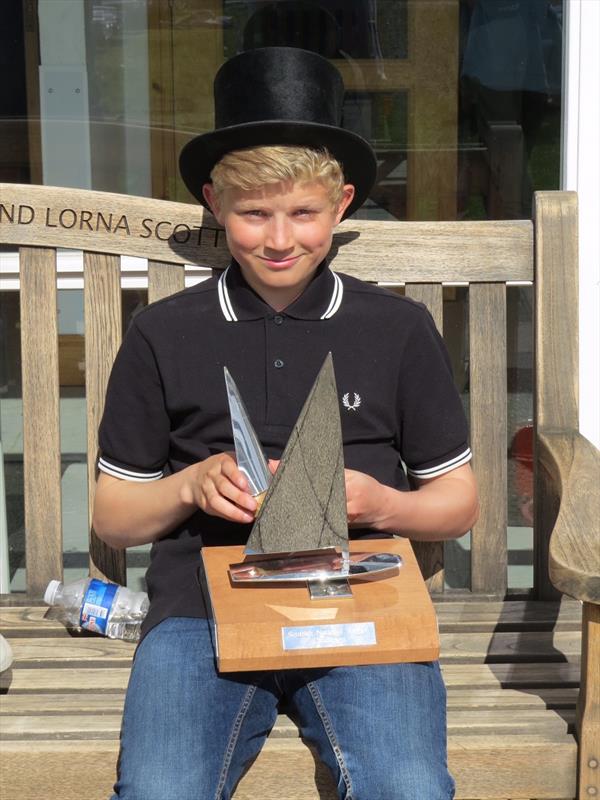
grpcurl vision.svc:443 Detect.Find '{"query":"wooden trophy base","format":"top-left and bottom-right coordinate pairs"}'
top-left (201, 538), bottom-right (439, 672)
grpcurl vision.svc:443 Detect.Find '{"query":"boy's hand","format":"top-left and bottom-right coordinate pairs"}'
top-left (182, 452), bottom-right (257, 524)
top-left (344, 464), bottom-right (478, 539)
top-left (345, 469), bottom-right (389, 528)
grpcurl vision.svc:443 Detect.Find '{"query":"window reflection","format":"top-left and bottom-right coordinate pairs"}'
top-left (0, 0), bottom-right (562, 222)
top-left (459, 0), bottom-right (563, 218)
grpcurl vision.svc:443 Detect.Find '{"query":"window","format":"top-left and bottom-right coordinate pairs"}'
top-left (0, 0), bottom-right (565, 590)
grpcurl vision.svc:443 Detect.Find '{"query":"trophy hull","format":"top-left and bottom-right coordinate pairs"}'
top-left (201, 538), bottom-right (439, 672)
top-left (228, 548), bottom-right (403, 583)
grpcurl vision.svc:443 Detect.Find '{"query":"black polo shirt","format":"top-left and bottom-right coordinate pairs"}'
top-left (98, 261), bottom-right (471, 637)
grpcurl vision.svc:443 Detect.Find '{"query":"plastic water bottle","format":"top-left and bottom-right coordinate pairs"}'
top-left (44, 578), bottom-right (149, 642)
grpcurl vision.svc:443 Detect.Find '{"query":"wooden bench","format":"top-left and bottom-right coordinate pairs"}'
top-left (1, 185), bottom-right (598, 800)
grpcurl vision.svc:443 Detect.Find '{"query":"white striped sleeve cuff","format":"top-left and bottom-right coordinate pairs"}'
top-left (98, 457), bottom-right (164, 482)
top-left (406, 447), bottom-right (472, 480)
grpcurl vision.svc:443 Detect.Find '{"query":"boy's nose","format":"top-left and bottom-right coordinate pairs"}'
top-left (264, 217), bottom-right (294, 252)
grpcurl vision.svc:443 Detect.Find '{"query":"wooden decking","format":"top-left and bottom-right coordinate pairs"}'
top-left (1, 598), bottom-right (580, 800)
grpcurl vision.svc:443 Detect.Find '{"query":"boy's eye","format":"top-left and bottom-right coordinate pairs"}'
top-left (295, 208), bottom-right (316, 217)
top-left (240, 209), bottom-right (266, 218)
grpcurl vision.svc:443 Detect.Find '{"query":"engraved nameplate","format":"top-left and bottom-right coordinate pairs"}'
top-left (282, 622), bottom-right (377, 651)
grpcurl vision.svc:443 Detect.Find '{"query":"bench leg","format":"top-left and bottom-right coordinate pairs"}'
top-left (578, 602), bottom-right (600, 799)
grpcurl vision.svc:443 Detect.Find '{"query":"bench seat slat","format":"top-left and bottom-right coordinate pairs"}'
top-left (0, 663), bottom-right (582, 701)
top-left (3, 628), bottom-right (582, 663)
top-left (0, 735), bottom-right (577, 800)
top-left (435, 599), bottom-right (582, 630)
top-left (0, 599), bottom-right (582, 634)
top-left (0, 707), bottom-right (575, 740)
top-left (0, 687), bottom-right (578, 716)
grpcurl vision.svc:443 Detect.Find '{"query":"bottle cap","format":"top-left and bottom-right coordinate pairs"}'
top-left (44, 580), bottom-right (62, 606)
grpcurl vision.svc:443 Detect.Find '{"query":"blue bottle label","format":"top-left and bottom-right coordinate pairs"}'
top-left (80, 579), bottom-right (118, 635)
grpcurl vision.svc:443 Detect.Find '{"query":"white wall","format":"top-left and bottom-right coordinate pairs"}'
top-left (562, 0), bottom-right (600, 448)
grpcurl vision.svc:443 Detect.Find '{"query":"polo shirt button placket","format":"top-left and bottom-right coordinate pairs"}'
top-left (271, 316), bottom-right (285, 369)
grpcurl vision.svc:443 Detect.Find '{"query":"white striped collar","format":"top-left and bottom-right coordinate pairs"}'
top-left (217, 263), bottom-right (344, 322)
top-left (321, 271), bottom-right (344, 319)
top-left (218, 267), bottom-right (237, 322)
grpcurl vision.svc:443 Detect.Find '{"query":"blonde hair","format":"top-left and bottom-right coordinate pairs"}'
top-left (209, 145), bottom-right (345, 207)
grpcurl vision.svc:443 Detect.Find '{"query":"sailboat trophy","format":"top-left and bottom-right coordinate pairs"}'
top-left (200, 354), bottom-right (439, 672)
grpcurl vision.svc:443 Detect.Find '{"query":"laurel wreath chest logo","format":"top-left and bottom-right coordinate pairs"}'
top-left (342, 392), bottom-right (361, 411)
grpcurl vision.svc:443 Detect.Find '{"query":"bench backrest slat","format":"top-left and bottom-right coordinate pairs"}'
top-left (19, 247), bottom-right (63, 595)
top-left (534, 192), bottom-right (579, 600)
top-left (0, 183), bottom-right (533, 278)
top-left (534, 193), bottom-right (579, 432)
top-left (469, 282), bottom-right (508, 594)
top-left (404, 283), bottom-right (445, 591)
top-left (83, 252), bottom-right (126, 584)
top-left (331, 220), bottom-right (533, 282)
top-left (404, 284), bottom-right (444, 329)
top-left (148, 261), bottom-right (186, 304)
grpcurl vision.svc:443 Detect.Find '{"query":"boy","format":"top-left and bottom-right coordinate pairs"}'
top-left (94, 47), bottom-right (478, 800)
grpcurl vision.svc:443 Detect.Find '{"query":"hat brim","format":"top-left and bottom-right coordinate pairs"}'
top-left (179, 120), bottom-right (377, 219)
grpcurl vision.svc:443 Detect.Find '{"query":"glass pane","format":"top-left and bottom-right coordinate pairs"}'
top-left (441, 286), bottom-right (536, 590)
top-left (443, 287), bottom-right (470, 590)
top-left (0, 290), bottom-right (24, 591)
top-left (1, 0), bottom-right (564, 218)
top-left (347, 91), bottom-right (408, 220)
top-left (58, 289), bottom-right (88, 587)
top-left (223, 0), bottom-right (408, 59)
top-left (121, 290), bottom-right (151, 591)
top-left (459, 0), bottom-right (563, 220)
top-left (507, 285), bottom-right (534, 589)
top-left (0, 1), bottom-right (30, 184)
top-left (85, 0), bottom-right (152, 195)
top-left (0, 282), bottom-right (150, 592)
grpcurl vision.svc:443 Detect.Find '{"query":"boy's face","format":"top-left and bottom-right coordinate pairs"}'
top-left (203, 180), bottom-right (354, 311)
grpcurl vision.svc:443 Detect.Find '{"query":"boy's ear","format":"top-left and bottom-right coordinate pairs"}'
top-left (202, 183), bottom-right (221, 220)
top-left (334, 184), bottom-right (356, 224)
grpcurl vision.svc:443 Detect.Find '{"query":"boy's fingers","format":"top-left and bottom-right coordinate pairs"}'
top-left (196, 453), bottom-right (257, 521)
top-left (213, 475), bottom-right (256, 510)
top-left (207, 492), bottom-right (255, 524)
top-left (201, 479), bottom-right (255, 520)
top-left (220, 455), bottom-right (249, 491)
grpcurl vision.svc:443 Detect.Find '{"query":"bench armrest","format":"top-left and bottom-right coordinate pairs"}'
top-left (539, 430), bottom-right (600, 604)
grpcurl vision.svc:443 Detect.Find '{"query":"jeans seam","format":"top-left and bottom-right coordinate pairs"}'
top-left (214, 683), bottom-right (257, 800)
top-left (306, 680), bottom-right (353, 800)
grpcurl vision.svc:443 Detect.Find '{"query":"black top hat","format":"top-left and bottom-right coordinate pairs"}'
top-left (178, 47), bottom-right (377, 218)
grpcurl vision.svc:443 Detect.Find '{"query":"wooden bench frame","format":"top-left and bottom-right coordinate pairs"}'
top-left (0, 185), bottom-right (598, 799)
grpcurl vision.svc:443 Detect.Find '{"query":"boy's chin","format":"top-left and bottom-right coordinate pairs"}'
top-left (240, 257), bottom-right (320, 280)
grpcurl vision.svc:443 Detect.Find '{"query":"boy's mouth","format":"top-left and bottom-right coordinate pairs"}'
top-left (259, 255), bottom-right (301, 269)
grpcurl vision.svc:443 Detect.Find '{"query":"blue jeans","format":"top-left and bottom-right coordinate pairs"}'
top-left (111, 617), bottom-right (454, 800)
